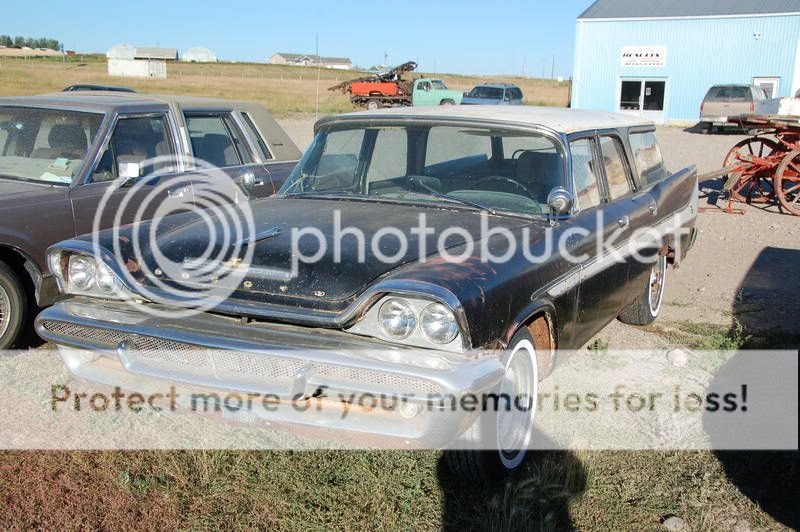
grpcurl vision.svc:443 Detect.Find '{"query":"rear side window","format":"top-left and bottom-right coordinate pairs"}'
top-left (185, 113), bottom-right (252, 167)
top-left (598, 136), bottom-right (631, 200)
top-left (569, 138), bottom-right (601, 210)
top-left (240, 112), bottom-right (273, 161)
top-left (629, 132), bottom-right (667, 187)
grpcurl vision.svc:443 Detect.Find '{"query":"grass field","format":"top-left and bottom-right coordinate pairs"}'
top-left (0, 56), bottom-right (570, 116)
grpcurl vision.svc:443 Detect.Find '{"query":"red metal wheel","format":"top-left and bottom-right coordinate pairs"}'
top-left (774, 149), bottom-right (800, 216)
top-left (722, 137), bottom-right (781, 203)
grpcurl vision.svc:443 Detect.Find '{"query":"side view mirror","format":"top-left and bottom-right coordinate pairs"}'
top-left (547, 187), bottom-right (574, 217)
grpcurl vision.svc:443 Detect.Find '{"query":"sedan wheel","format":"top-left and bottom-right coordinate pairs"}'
top-left (0, 262), bottom-right (26, 350)
top-left (619, 254), bottom-right (667, 326)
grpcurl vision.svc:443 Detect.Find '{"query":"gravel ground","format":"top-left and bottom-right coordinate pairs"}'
top-left (276, 117), bottom-right (800, 348)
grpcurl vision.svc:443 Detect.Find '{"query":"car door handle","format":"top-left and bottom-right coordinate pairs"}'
top-left (618, 216), bottom-right (630, 228)
top-left (648, 202), bottom-right (658, 215)
top-left (253, 177), bottom-right (266, 187)
top-left (167, 186), bottom-right (189, 199)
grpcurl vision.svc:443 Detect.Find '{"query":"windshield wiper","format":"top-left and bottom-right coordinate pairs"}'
top-left (407, 176), bottom-right (497, 214)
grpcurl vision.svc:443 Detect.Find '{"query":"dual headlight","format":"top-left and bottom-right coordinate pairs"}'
top-left (378, 298), bottom-right (459, 344)
top-left (49, 251), bottom-right (129, 299)
top-left (346, 295), bottom-right (462, 350)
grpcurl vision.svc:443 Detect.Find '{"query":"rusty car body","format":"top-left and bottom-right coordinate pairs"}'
top-left (36, 106), bottom-right (698, 479)
top-left (0, 91), bottom-right (301, 348)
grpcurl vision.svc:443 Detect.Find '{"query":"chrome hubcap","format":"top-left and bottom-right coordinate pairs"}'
top-left (648, 256), bottom-right (666, 315)
top-left (497, 339), bottom-right (538, 469)
top-left (0, 285), bottom-right (10, 339)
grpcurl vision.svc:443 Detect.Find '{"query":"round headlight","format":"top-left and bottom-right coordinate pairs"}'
top-left (68, 255), bottom-right (96, 291)
top-left (420, 303), bottom-right (458, 344)
top-left (378, 298), bottom-right (417, 339)
top-left (96, 262), bottom-right (122, 295)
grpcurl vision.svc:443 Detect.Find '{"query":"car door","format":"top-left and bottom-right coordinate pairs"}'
top-left (183, 111), bottom-right (275, 199)
top-left (238, 110), bottom-right (296, 191)
top-left (413, 81), bottom-right (434, 106)
top-left (561, 134), bottom-right (638, 345)
top-left (70, 111), bottom-right (194, 236)
top-left (596, 131), bottom-right (657, 309)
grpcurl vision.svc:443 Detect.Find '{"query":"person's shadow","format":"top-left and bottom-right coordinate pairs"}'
top-left (437, 430), bottom-right (586, 531)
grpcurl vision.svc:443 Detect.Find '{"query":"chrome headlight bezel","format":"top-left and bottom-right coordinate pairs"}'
top-left (347, 294), bottom-right (465, 352)
top-left (48, 249), bottom-right (134, 300)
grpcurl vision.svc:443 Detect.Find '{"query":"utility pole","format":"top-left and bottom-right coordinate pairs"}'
top-left (314, 33), bottom-right (321, 121)
top-left (522, 56), bottom-right (526, 78)
top-left (551, 55), bottom-right (555, 79)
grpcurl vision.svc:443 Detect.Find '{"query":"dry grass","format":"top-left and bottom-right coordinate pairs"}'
top-left (0, 56), bottom-right (570, 116)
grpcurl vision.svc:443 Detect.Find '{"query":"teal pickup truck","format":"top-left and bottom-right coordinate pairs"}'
top-left (411, 78), bottom-right (463, 106)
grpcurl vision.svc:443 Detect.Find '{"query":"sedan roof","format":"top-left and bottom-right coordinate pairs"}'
top-left (321, 105), bottom-right (653, 134)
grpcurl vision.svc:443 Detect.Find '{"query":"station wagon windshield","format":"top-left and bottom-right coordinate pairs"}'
top-left (0, 107), bottom-right (103, 185)
top-left (280, 124), bottom-right (565, 215)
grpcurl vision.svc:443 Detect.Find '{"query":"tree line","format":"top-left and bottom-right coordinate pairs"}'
top-left (0, 35), bottom-right (62, 50)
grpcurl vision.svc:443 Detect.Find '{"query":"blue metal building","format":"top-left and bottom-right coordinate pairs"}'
top-left (571, 0), bottom-right (800, 124)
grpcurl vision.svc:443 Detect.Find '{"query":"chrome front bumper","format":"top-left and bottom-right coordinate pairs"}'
top-left (35, 299), bottom-right (504, 446)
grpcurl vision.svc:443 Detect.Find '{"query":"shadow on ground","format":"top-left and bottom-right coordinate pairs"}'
top-left (707, 246), bottom-right (800, 529)
top-left (437, 431), bottom-right (586, 531)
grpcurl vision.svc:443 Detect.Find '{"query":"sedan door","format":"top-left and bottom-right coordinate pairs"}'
top-left (70, 112), bottom-right (194, 236)
top-left (183, 111), bottom-right (275, 199)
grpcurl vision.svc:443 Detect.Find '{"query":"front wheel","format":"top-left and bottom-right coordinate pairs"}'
top-left (366, 99), bottom-right (382, 111)
top-left (0, 261), bottom-right (26, 350)
top-left (618, 254), bottom-right (667, 325)
top-left (440, 99), bottom-right (455, 106)
top-left (444, 327), bottom-right (540, 481)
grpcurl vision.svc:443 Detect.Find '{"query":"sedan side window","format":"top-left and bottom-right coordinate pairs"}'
top-left (92, 115), bottom-right (175, 183)
top-left (569, 138), bottom-right (601, 210)
top-left (184, 113), bottom-right (252, 168)
top-left (629, 132), bottom-right (667, 187)
top-left (598, 136), bottom-right (632, 200)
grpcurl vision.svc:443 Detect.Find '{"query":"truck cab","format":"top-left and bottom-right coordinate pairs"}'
top-left (412, 79), bottom-right (463, 106)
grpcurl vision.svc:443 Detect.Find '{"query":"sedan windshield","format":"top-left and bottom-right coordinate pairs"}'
top-left (280, 124), bottom-right (565, 215)
top-left (0, 107), bottom-right (103, 184)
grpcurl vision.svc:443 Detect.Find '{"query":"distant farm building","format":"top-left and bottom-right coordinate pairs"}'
top-left (106, 44), bottom-right (169, 79)
top-left (182, 47), bottom-right (217, 62)
top-left (268, 53), bottom-right (352, 70)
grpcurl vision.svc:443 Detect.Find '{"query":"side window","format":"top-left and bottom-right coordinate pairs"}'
top-left (92, 115), bottom-right (175, 183)
top-left (418, 81), bottom-right (431, 91)
top-left (598, 136), bottom-right (631, 200)
top-left (240, 112), bottom-right (273, 160)
top-left (184, 113), bottom-right (252, 167)
top-left (569, 138), bottom-right (601, 210)
top-left (629, 132), bottom-right (667, 187)
top-left (366, 128), bottom-right (407, 183)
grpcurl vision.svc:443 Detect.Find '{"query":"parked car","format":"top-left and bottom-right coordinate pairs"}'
top-left (700, 84), bottom-right (767, 133)
top-left (36, 106), bottom-right (698, 479)
top-left (462, 83), bottom-right (524, 105)
top-left (63, 84), bottom-right (136, 93)
top-left (0, 92), bottom-right (301, 348)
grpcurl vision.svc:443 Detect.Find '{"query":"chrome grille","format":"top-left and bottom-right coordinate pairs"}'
top-left (39, 320), bottom-right (442, 395)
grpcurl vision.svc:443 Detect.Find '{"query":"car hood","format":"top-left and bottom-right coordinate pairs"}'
top-left (92, 197), bottom-right (533, 314)
top-left (0, 177), bottom-right (64, 198)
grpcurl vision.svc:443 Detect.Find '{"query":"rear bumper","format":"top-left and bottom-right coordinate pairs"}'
top-left (35, 299), bottom-right (504, 446)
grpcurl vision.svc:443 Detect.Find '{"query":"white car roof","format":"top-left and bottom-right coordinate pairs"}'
top-left (329, 105), bottom-right (653, 134)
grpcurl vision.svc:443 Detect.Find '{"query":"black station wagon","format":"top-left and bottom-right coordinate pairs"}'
top-left (36, 106), bottom-right (698, 480)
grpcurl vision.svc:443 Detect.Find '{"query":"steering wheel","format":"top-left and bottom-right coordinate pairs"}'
top-left (473, 175), bottom-right (535, 199)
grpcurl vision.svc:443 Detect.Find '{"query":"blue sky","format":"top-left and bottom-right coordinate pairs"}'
top-left (4, 0), bottom-right (595, 77)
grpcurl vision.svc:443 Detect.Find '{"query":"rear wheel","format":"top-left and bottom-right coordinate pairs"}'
top-left (619, 254), bottom-right (667, 326)
top-left (0, 261), bottom-right (26, 350)
top-left (366, 99), bottom-right (382, 111)
top-left (444, 326), bottom-right (542, 481)
top-left (774, 149), bottom-right (800, 216)
top-left (440, 99), bottom-right (455, 106)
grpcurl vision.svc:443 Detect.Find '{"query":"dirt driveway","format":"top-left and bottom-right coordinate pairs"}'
top-left (277, 117), bottom-right (800, 348)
